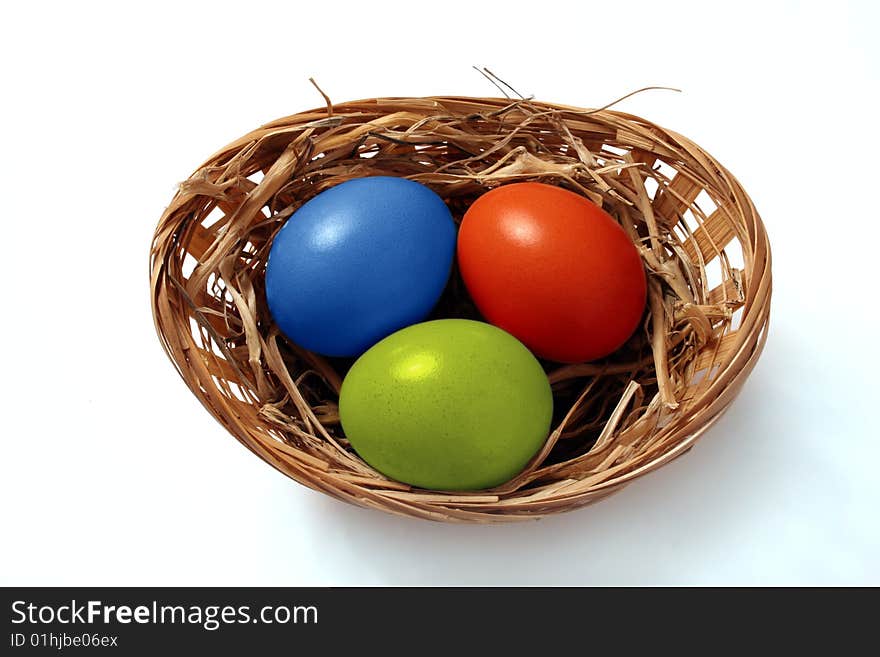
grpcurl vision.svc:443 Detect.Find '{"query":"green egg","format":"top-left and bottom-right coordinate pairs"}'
top-left (338, 319), bottom-right (553, 491)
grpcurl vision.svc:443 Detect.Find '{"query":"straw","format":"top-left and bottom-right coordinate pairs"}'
top-left (150, 93), bottom-right (771, 522)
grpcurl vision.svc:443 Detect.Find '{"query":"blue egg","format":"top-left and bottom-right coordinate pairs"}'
top-left (265, 176), bottom-right (456, 357)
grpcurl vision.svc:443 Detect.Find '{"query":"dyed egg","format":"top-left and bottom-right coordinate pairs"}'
top-left (339, 319), bottom-right (553, 491)
top-left (265, 176), bottom-right (456, 357)
top-left (458, 182), bottom-right (647, 363)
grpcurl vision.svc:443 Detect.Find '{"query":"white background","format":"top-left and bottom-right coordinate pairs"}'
top-left (1, 0), bottom-right (878, 586)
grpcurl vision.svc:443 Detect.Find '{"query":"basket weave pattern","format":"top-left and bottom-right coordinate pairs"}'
top-left (150, 97), bottom-right (771, 522)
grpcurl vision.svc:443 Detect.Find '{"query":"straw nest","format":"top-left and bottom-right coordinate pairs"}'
top-left (150, 91), bottom-right (771, 522)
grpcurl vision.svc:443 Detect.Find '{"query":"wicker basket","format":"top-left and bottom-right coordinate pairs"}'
top-left (150, 95), bottom-right (771, 522)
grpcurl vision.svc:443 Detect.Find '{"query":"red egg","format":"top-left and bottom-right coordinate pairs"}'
top-left (457, 182), bottom-right (647, 363)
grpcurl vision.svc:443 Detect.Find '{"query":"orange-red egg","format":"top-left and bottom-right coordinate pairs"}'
top-left (457, 182), bottom-right (647, 363)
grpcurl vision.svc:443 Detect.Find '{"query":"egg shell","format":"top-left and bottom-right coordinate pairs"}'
top-left (457, 182), bottom-right (647, 363)
top-left (339, 319), bottom-right (553, 491)
top-left (265, 176), bottom-right (456, 357)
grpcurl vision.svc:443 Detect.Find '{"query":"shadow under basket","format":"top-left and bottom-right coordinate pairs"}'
top-left (150, 96), bottom-right (772, 522)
